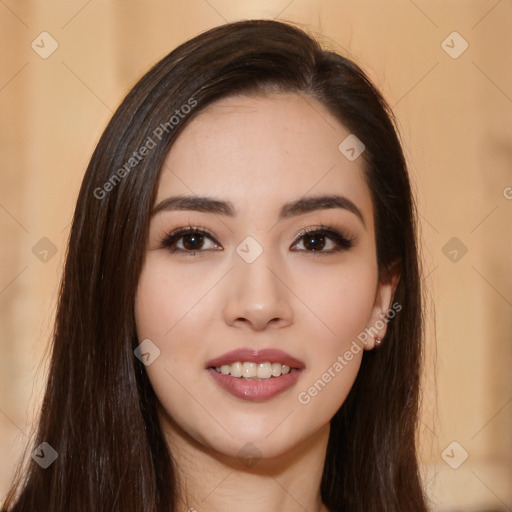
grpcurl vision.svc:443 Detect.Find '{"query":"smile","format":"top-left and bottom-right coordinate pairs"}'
top-left (205, 348), bottom-right (305, 401)
top-left (212, 361), bottom-right (297, 379)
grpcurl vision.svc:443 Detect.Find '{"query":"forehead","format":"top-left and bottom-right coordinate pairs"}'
top-left (155, 93), bottom-right (373, 225)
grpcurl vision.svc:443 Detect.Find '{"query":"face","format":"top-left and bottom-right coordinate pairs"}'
top-left (134, 92), bottom-right (397, 462)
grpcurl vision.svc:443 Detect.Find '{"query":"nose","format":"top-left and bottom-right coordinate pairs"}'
top-left (222, 250), bottom-right (294, 332)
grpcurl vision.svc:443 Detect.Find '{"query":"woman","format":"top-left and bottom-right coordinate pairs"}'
top-left (3, 19), bottom-right (429, 512)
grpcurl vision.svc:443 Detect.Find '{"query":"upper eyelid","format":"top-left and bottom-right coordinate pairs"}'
top-left (168, 226), bottom-right (218, 240)
top-left (162, 225), bottom-right (354, 248)
top-left (166, 225), bottom-right (346, 238)
top-left (295, 224), bottom-right (352, 238)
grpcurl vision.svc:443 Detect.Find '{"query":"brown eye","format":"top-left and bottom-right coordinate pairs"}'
top-left (302, 232), bottom-right (327, 251)
top-left (291, 227), bottom-right (354, 253)
top-left (181, 233), bottom-right (205, 250)
top-left (161, 227), bottom-right (221, 254)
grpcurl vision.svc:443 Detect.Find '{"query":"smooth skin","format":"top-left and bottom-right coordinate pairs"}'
top-left (134, 93), bottom-right (399, 512)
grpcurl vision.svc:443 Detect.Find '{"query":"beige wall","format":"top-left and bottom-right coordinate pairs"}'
top-left (1, 1), bottom-right (511, 510)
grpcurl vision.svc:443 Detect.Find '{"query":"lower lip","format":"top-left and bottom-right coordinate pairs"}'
top-left (207, 368), bottom-right (303, 401)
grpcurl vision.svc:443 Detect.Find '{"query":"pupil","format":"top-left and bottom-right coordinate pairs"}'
top-left (183, 233), bottom-right (203, 250)
top-left (304, 234), bottom-right (325, 251)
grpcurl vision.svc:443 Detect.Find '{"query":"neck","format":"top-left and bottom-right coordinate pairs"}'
top-left (162, 415), bottom-right (331, 512)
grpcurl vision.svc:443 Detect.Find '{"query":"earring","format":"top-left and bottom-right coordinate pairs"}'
top-left (374, 336), bottom-right (382, 347)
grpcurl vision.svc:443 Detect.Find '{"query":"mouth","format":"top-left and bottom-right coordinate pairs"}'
top-left (205, 348), bottom-right (305, 401)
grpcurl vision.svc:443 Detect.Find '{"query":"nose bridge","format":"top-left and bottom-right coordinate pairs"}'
top-left (222, 241), bottom-right (293, 330)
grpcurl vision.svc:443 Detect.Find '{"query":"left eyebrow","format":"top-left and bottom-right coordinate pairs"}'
top-left (151, 193), bottom-right (365, 227)
top-left (279, 194), bottom-right (365, 227)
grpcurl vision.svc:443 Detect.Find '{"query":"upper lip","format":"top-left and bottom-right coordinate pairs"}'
top-left (205, 348), bottom-right (305, 370)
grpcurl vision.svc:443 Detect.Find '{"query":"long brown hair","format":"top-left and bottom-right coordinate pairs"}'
top-left (3, 19), bottom-right (428, 512)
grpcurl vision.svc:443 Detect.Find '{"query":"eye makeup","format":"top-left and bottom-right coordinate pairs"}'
top-left (159, 223), bottom-right (356, 256)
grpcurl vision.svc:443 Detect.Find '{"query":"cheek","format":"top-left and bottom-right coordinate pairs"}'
top-left (133, 261), bottom-right (203, 387)
top-left (133, 253), bottom-right (227, 325)
top-left (134, 262), bottom-right (217, 444)
top-left (134, 258), bottom-right (216, 341)
top-left (329, 272), bottom-right (377, 338)
top-left (292, 256), bottom-right (379, 345)
top-left (290, 257), bottom-right (378, 418)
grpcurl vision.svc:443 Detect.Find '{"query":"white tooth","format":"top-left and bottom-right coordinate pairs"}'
top-left (213, 361), bottom-right (292, 378)
top-left (230, 362), bottom-right (243, 378)
top-left (257, 362), bottom-right (272, 379)
top-left (271, 362), bottom-right (282, 377)
top-left (242, 362), bottom-right (257, 378)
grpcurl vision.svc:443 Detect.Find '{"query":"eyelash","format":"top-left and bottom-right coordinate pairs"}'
top-left (160, 225), bottom-right (355, 256)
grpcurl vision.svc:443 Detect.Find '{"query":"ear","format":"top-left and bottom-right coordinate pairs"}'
top-left (363, 262), bottom-right (401, 350)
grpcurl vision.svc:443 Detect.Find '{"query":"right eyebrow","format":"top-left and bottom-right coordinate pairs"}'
top-left (151, 195), bottom-right (235, 217)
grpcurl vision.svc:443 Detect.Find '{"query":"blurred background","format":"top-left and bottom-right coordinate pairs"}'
top-left (0, 1), bottom-right (511, 510)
